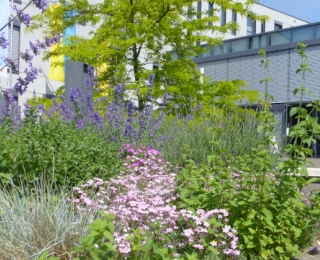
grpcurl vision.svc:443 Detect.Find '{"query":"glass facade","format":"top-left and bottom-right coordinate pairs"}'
top-left (170, 22), bottom-right (320, 60)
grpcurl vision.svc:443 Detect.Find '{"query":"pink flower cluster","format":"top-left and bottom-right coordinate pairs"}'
top-left (70, 144), bottom-right (240, 257)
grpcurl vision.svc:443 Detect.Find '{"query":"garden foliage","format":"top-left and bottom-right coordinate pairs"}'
top-left (175, 44), bottom-right (320, 260)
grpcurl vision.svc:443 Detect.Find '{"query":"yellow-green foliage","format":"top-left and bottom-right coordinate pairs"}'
top-left (29, 0), bottom-right (267, 110)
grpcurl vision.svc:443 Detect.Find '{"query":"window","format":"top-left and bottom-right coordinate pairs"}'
top-left (7, 24), bottom-right (20, 73)
top-left (247, 16), bottom-right (256, 35)
top-left (231, 11), bottom-right (237, 35)
top-left (221, 9), bottom-right (226, 26)
top-left (274, 22), bottom-right (283, 31)
top-left (261, 21), bottom-right (266, 33)
top-left (187, 5), bottom-right (192, 19)
top-left (197, 1), bottom-right (201, 19)
top-left (208, 2), bottom-right (214, 26)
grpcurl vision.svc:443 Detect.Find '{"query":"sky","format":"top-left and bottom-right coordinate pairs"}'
top-left (259, 0), bottom-right (320, 23)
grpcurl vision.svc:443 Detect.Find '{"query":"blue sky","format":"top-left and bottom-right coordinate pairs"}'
top-left (259, 0), bottom-right (320, 23)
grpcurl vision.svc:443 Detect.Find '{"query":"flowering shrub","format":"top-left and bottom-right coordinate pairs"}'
top-left (70, 145), bottom-right (240, 259)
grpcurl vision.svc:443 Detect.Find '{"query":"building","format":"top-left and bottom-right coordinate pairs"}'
top-left (0, 0), bottom-right (309, 108)
top-left (0, 0), bottom-right (98, 106)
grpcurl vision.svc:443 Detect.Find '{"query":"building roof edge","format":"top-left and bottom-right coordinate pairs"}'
top-left (256, 2), bottom-right (310, 24)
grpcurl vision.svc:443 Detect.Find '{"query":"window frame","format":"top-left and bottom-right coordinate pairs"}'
top-left (7, 19), bottom-right (21, 74)
top-left (208, 2), bottom-right (214, 26)
top-left (221, 9), bottom-right (226, 26)
top-left (247, 16), bottom-right (256, 35)
top-left (261, 21), bottom-right (266, 33)
top-left (274, 22), bottom-right (283, 31)
top-left (231, 11), bottom-right (237, 35)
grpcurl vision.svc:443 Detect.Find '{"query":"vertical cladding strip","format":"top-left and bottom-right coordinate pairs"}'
top-left (215, 60), bottom-right (227, 82)
top-left (240, 56), bottom-right (253, 87)
top-left (227, 57), bottom-right (241, 81)
top-left (252, 54), bottom-right (265, 95)
top-left (305, 46), bottom-right (320, 100)
top-left (289, 48), bottom-right (304, 102)
top-left (277, 50), bottom-right (290, 103)
top-left (202, 62), bottom-right (216, 81)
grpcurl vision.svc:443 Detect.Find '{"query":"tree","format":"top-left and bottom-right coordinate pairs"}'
top-left (30, 0), bottom-right (266, 110)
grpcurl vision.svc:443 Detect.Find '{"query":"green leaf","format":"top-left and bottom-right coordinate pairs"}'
top-left (305, 88), bottom-right (311, 96)
top-left (138, 238), bottom-right (153, 251)
top-left (275, 246), bottom-right (284, 253)
top-left (262, 208), bottom-right (273, 220)
top-left (37, 251), bottom-right (48, 260)
top-left (103, 231), bottom-right (114, 241)
top-left (306, 177), bottom-right (319, 184)
top-left (48, 257), bottom-right (61, 260)
top-left (0, 172), bottom-right (10, 180)
top-left (290, 107), bottom-right (299, 116)
top-left (208, 246), bottom-right (220, 255)
top-left (246, 241), bottom-right (256, 248)
top-left (89, 250), bottom-right (102, 260)
top-left (104, 242), bottom-right (116, 251)
top-left (293, 88), bottom-right (300, 95)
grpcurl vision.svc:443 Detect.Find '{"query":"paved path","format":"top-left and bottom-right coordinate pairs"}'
top-left (293, 251), bottom-right (320, 260)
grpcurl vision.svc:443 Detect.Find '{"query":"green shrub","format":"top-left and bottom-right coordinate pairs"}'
top-left (175, 43), bottom-right (320, 259)
top-left (0, 117), bottom-right (123, 190)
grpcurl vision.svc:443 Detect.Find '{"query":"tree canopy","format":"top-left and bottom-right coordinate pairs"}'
top-left (30, 0), bottom-right (266, 111)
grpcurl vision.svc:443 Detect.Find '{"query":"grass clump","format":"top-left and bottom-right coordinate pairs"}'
top-left (0, 178), bottom-right (95, 260)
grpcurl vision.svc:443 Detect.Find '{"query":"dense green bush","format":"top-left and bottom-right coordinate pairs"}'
top-left (174, 44), bottom-right (320, 260)
top-left (0, 117), bottom-right (123, 189)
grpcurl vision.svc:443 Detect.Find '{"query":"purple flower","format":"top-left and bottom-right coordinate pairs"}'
top-left (29, 41), bottom-right (41, 55)
top-left (114, 83), bottom-right (125, 96)
top-left (4, 58), bottom-right (18, 71)
top-left (24, 64), bottom-right (40, 82)
top-left (20, 50), bottom-right (33, 62)
top-left (14, 6), bottom-right (31, 27)
top-left (45, 36), bottom-right (53, 47)
top-left (147, 73), bottom-right (155, 87)
top-left (52, 33), bottom-right (61, 44)
top-left (36, 39), bottom-right (46, 49)
top-left (32, 0), bottom-right (47, 12)
top-left (87, 65), bottom-right (94, 78)
top-left (124, 101), bottom-right (137, 140)
top-left (69, 88), bottom-right (82, 103)
top-left (0, 33), bottom-right (9, 49)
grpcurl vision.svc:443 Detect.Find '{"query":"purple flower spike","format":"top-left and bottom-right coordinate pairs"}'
top-left (52, 34), bottom-right (61, 44)
top-left (4, 58), bottom-right (18, 71)
top-left (87, 66), bottom-right (94, 78)
top-left (45, 36), bottom-right (53, 47)
top-left (0, 33), bottom-right (9, 49)
top-left (29, 41), bottom-right (41, 55)
top-left (147, 73), bottom-right (155, 87)
top-left (69, 88), bottom-right (82, 102)
top-left (32, 0), bottom-right (47, 12)
top-left (20, 50), bottom-right (34, 62)
top-left (14, 6), bottom-right (31, 27)
top-left (36, 39), bottom-right (46, 49)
